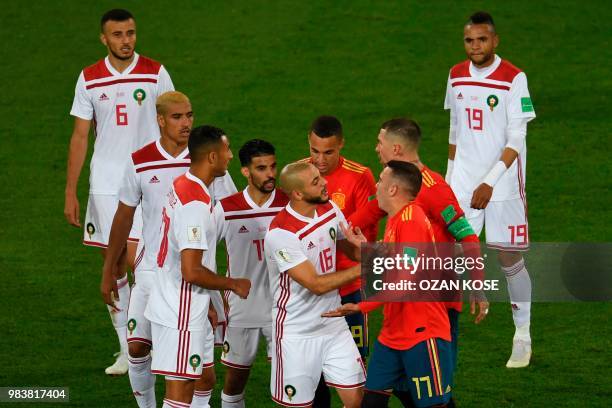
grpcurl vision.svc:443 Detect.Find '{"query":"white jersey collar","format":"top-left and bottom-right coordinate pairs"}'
top-left (243, 188), bottom-right (276, 209)
top-left (104, 52), bottom-right (140, 76)
top-left (185, 171), bottom-right (211, 197)
top-left (286, 202), bottom-right (317, 223)
top-left (469, 54), bottom-right (501, 78)
top-left (156, 139), bottom-right (189, 161)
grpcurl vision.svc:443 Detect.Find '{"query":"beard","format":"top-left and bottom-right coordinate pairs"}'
top-left (110, 48), bottom-right (134, 61)
top-left (255, 178), bottom-right (276, 194)
top-left (304, 193), bottom-right (329, 205)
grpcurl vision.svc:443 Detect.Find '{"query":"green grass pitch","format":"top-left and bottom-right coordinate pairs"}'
top-left (1, 1), bottom-right (611, 407)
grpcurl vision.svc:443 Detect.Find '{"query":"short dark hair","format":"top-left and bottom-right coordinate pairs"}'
top-left (382, 118), bottom-right (421, 148)
top-left (239, 139), bottom-right (275, 166)
top-left (101, 9), bottom-right (134, 30)
top-left (467, 11), bottom-right (495, 32)
top-left (310, 115), bottom-right (343, 140)
top-left (188, 125), bottom-right (226, 162)
top-left (387, 160), bottom-right (422, 198)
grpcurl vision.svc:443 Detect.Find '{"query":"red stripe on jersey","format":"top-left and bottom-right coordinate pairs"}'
top-left (275, 273), bottom-right (291, 399)
top-left (85, 77), bottom-right (157, 90)
top-left (315, 201), bottom-right (334, 216)
top-left (225, 211), bottom-right (281, 220)
top-left (487, 60), bottom-right (522, 83)
top-left (127, 337), bottom-right (152, 345)
top-left (449, 60), bottom-right (470, 79)
top-left (136, 162), bottom-right (190, 173)
top-left (298, 212), bottom-right (336, 240)
top-left (130, 56), bottom-right (162, 75)
top-left (451, 81), bottom-right (510, 91)
top-left (83, 240), bottom-right (107, 248)
top-left (173, 174), bottom-right (211, 205)
top-left (83, 59), bottom-right (112, 81)
top-left (271, 396), bottom-right (313, 407)
top-left (220, 191), bottom-right (249, 212)
top-left (269, 209), bottom-right (308, 233)
top-left (132, 142), bottom-right (166, 165)
top-left (221, 359), bottom-right (252, 369)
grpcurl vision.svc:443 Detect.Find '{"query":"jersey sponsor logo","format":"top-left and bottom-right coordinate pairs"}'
top-left (98, 93), bottom-right (109, 101)
top-left (457, 92), bottom-right (463, 100)
top-left (276, 249), bottom-right (292, 263)
top-left (86, 222), bottom-right (96, 239)
top-left (238, 225), bottom-right (249, 233)
top-left (521, 97), bottom-right (534, 112)
top-left (189, 354), bottom-right (201, 372)
top-left (487, 94), bottom-right (499, 111)
top-left (127, 318), bottom-right (137, 335)
top-left (284, 385), bottom-right (296, 401)
top-left (331, 192), bottom-right (346, 209)
top-left (149, 175), bottom-right (160, 184)
top-left (188, 226), bottom-right (202, 242)
top-left (133, 88), bottom-right (146, 106)
top-left (307, 241), bottom-right (316, 250)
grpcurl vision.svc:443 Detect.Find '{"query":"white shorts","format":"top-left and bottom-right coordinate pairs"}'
top-left (83, 194), bottom-right (142, 247)
top-left (460, 197), bottom-right (529, 251)
top-left (150, 323), bottom-right (214, 380)
top-left (221, 326), bottom-right (273, 369)
top-left (271, 329), bottom-right (366, 407)
top-left (127, 273), bottom-right (155, 346)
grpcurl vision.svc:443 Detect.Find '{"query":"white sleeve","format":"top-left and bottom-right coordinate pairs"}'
top-left (118, 160), bottom-right (141, 207)
top-left (265, 229), bottom-right (307, 273)
top-left (333, 202), bottom-right (348, 241)
top-left (443, 74), bottom-right (454, 112)
top-left (156, 65), bottom-right (175, 95)
top-left (211, 173), bottom-right (238, 204)
top-left (507, 72), bottom-right (536, 121)
top-left (70, 71), bottom-right (93, 120)
top-left (212, 202), bottom-right (228, 243)
top-left (175, 202), bottom-right (210, 252)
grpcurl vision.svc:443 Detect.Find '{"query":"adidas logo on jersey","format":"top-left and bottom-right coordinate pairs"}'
top-left (307, 241), bottom-right (316, 250)
top-left (99, 93), bottom-right (109, 101)
top-left (457, 92), bottom-right (463, 100)
top-left (149, 176), bottom-right (160, 184)
top-left (239, 225), bottom-right (249, 233)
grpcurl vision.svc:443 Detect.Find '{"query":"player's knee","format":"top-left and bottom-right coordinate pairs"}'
top-left (497, 250), bottom-right (523, 268)
top-left (361, 390), bottom-right (390, 408)
top-left (195, 366), bottom-right (216, 390)
top-left (223, 367), bottom-right (250, 395)
top-left (128, 341), bottom-right (151, 358)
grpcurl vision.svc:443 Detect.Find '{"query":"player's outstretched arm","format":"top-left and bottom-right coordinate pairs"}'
top-left (181, 249), bottom-right (251, 299)
top-left (64, 117), bottom-right (91, 227)
top-left (287, 260), bottom-right (360, 296)
top-left (100, 203), bottom-right (137, 307)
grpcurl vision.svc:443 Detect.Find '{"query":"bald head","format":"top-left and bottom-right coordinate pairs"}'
top-left (279, 162), bottom-right (312, 194)
top-left (156, 91), bottom-right (191, 115)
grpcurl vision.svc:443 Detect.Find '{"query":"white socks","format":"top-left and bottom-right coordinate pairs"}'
top-left (502, 258), bottom-right (532, 337)
top-left (221, 391), bottom-right (245, 408)
top-left (191, 389), bottom-right (212, 407)
top-left (108, 276), bottom-right (131, 355)
top-left (129, 354), bottom-right (156, 408)
top-left (163, 398), bottom-right (190, 408)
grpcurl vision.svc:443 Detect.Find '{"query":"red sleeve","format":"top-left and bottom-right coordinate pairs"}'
top-left (350, 169), bottom-right (379, 241)
top-left (347, 198), bottom-right (386, 232)
top-left (358, 301), bottom-right (383, 313)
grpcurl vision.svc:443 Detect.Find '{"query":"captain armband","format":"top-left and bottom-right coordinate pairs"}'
top-left (448, 216), bottom-right (476, 241)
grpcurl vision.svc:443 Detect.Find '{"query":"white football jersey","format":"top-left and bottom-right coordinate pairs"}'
top-left (70, 53), bottom-right (174, 195)
top-left (214, 189), bottom-right (289, 328)
top-left (444, 55), bottom-right (536, 201)
top-left (119, 140), bottom-right (190, 275)
top-left (265, 201), bottom-right (349, 339)
top-left (145, 171), bottom-right (215, 331)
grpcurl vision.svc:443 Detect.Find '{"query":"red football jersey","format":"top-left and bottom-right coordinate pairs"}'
top-left (359, 203), bottom-right (451, 350)
top-left (302, 156), bottom-right (377, 296)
